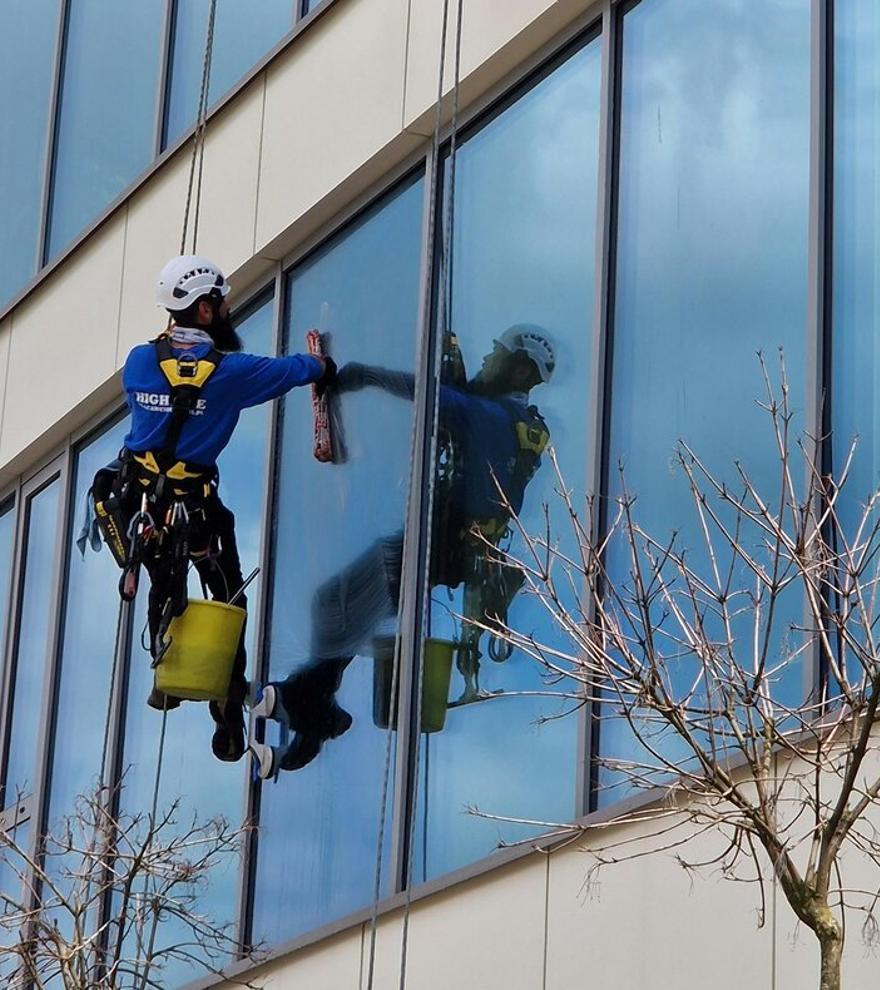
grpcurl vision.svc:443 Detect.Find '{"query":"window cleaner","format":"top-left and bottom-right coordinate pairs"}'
top-left (85, 253), bottom-right (336, 763)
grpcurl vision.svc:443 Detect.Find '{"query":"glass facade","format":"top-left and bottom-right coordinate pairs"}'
top-left (833, 0), bottom-right (880, 500)
top-left (597, 0), bottom-right (811, 803)
top-left (116, 295), bottom-right (274, 988)
top-left (1, 0), bottom-right (312, 309)
top-left (47, 0), bottom-right (165, 259)
top-left (0, 0), bottom-right (58, 306)
top-left (5, 479), bottom-right (61, 805)
top-left (253, 174), bottom-right (424, 943)
top-left (0, 0), bottom-right (875, 982)
top-left (164, 0), bottom-right (294, 147)
top-left (44, 420), bottom-right (128, 829)
top-left (416, 36), bottom-right (601, 878)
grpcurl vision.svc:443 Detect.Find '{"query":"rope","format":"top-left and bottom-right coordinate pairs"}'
top-left (397, 4), bottom-right (465, 987)
top-left (179, 0), bottom-right (218, 256)
top-left (364, 1), bottom-right (456, 986)
top-left (99, 600), bottom-right (129, 790)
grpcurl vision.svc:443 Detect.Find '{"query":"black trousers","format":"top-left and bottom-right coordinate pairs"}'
top-left (138, 492), bottom-right (249, 713)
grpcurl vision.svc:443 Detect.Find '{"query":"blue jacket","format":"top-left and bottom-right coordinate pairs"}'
top-left (122, 341), bottom-right (322, 465)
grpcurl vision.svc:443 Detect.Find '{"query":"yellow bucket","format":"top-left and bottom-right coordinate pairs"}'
top-left (155, 599), bottom-right (246, 701)
top-left (372, 636), bottom-right (454, 734)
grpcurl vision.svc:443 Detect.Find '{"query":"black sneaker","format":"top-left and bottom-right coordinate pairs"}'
top-left (277, 703), bottom-right (353, 772)
top-left (209, 700), bottom-right (246, 762)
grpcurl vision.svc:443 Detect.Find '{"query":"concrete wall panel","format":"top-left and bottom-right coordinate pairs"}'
top-left (117, 157), bottom-right (190, 362)
top-left (363, 859), bottom-right (547, 990)
top-left (214, 929), bottom-right (364, 990)
top-left (0, 213), bottom-right (126, 467)
top-left (255, 0), bottom-right (417, 255)
top-left (546, 818), bottom-right (773, 990)
top-left (191, 81), bottom-right (266, 272)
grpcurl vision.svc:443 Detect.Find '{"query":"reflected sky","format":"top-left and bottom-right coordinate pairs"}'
top-left (6, 481), bottom-right (61, 803)
top-left (416, 35), bottom-right (601, 879)
top-left (0, 504), bottom-right (15, 668)
top-left (0, 0), bottom-right (57, 307)
top-left (46, 419), bottom-right (128, 831)
top-left (48, 0), bottom-right (164, 259)
top-left (253, 173), bottom-right (423, 944)
top-left (164, 0), bottom-right (293, 147)
top-left (599, 0), bottom-right (811, 803)
top-left (833, 0), bottom-right (880, 506)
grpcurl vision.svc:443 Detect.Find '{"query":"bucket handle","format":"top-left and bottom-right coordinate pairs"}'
top-left (228, 567), bottom-right (260, 607)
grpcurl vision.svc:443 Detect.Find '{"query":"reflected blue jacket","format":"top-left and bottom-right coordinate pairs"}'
top-left (440, 388), bottom-right (543, 521)
top-left (122, 341), bottom-right (323, 466)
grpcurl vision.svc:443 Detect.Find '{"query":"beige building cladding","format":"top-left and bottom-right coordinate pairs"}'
top-left (1, 0), bottom-right (880, 988)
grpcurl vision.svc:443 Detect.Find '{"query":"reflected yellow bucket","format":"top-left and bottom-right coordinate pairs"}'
top-left (155, 599), bottom-right (246, 701)
top-left (372, 636), bottom-right (454, 734)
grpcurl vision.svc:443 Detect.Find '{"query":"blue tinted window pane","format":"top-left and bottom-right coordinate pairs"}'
top-left (833, 3), bottom-right (880, 502)
top-left (164, 0), bottom-right (293, 147)
top-left (0, 503), bottom-right (16, 659)
top-left (0, 0), bottom-right (58, 307)
top-left (117, 299), bottom-right (272, 986)
top-left (47, 0), bottom-right (164, 259)
top-left (6, 481), bottom-right (61, 802)
top-left (253, 174), bottom-right (423, 944)
top-left (416, 40), bottom-right (600, 879)
top-left (600, 0), bottom-right (810, 804)
top-left (46, 419), bottom-right (128, 829)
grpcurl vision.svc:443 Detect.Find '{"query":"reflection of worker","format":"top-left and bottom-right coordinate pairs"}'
top-left (86, 254), bottom-right (334, 763)
top-left (251, 325), bottom-right (554, 777)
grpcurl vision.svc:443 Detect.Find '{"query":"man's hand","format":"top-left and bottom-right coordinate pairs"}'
top-left (315, 355), bottom-right (338, 397)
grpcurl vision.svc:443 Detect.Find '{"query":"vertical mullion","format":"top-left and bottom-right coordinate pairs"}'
top-left (588, 0), bottom-right (627, 815)
top-left (804, 0), bottom-right (833, 702)
top-left (578, 0), bottom-right (618, 820)
top-left (387, 149), bottom-right (437, 893)
top-left (36, 0), bottom-right (71, 269)
top-left (237, 262), bottom-right (285, 953)
top-left (154, 0), bottom-right (176, 157)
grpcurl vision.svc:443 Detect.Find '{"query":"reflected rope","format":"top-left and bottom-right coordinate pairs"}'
top-left (397, 1), bottom-right (465, 986)
top-left (364, 1), bottom-right (460, 987)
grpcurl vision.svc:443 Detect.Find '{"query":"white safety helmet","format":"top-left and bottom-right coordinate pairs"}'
top-left (156, 254), bottom-right (230, 312)
top-left (495, 324), bottom-right (556, 383)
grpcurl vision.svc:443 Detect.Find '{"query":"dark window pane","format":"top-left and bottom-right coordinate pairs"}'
top-left (164, 0), bottom-right (293, 148)
top-left (0, 0), bottom-right (58, 307)
top-left (415, 38), bottom-right (601, 879)
top-left (6, 480), bottom-right (61, 803)
top-left (117, 298), bottom-right (273, 986)
top-left (833, 2), bottom-right (880, 502)
top-left (600, 0), bottom-right (811, 804)
top-left (253, 173), bottom-right (424, 944)
top-left (47, 0), bottom-right (164, 259)
top-left (45, 418), bottom-right (128, 829)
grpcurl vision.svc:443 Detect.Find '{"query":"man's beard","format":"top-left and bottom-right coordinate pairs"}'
top-left (209, 311), bottom-right (242, 352)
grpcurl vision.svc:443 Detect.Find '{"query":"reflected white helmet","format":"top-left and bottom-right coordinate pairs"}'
top-left (156, 254), bottom-right (230, 312)
top-left (495, 324), bottom-right (556, 383)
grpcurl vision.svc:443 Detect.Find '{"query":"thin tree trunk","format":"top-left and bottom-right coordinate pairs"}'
top-left (819, 932), bottom-right (842, 990)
